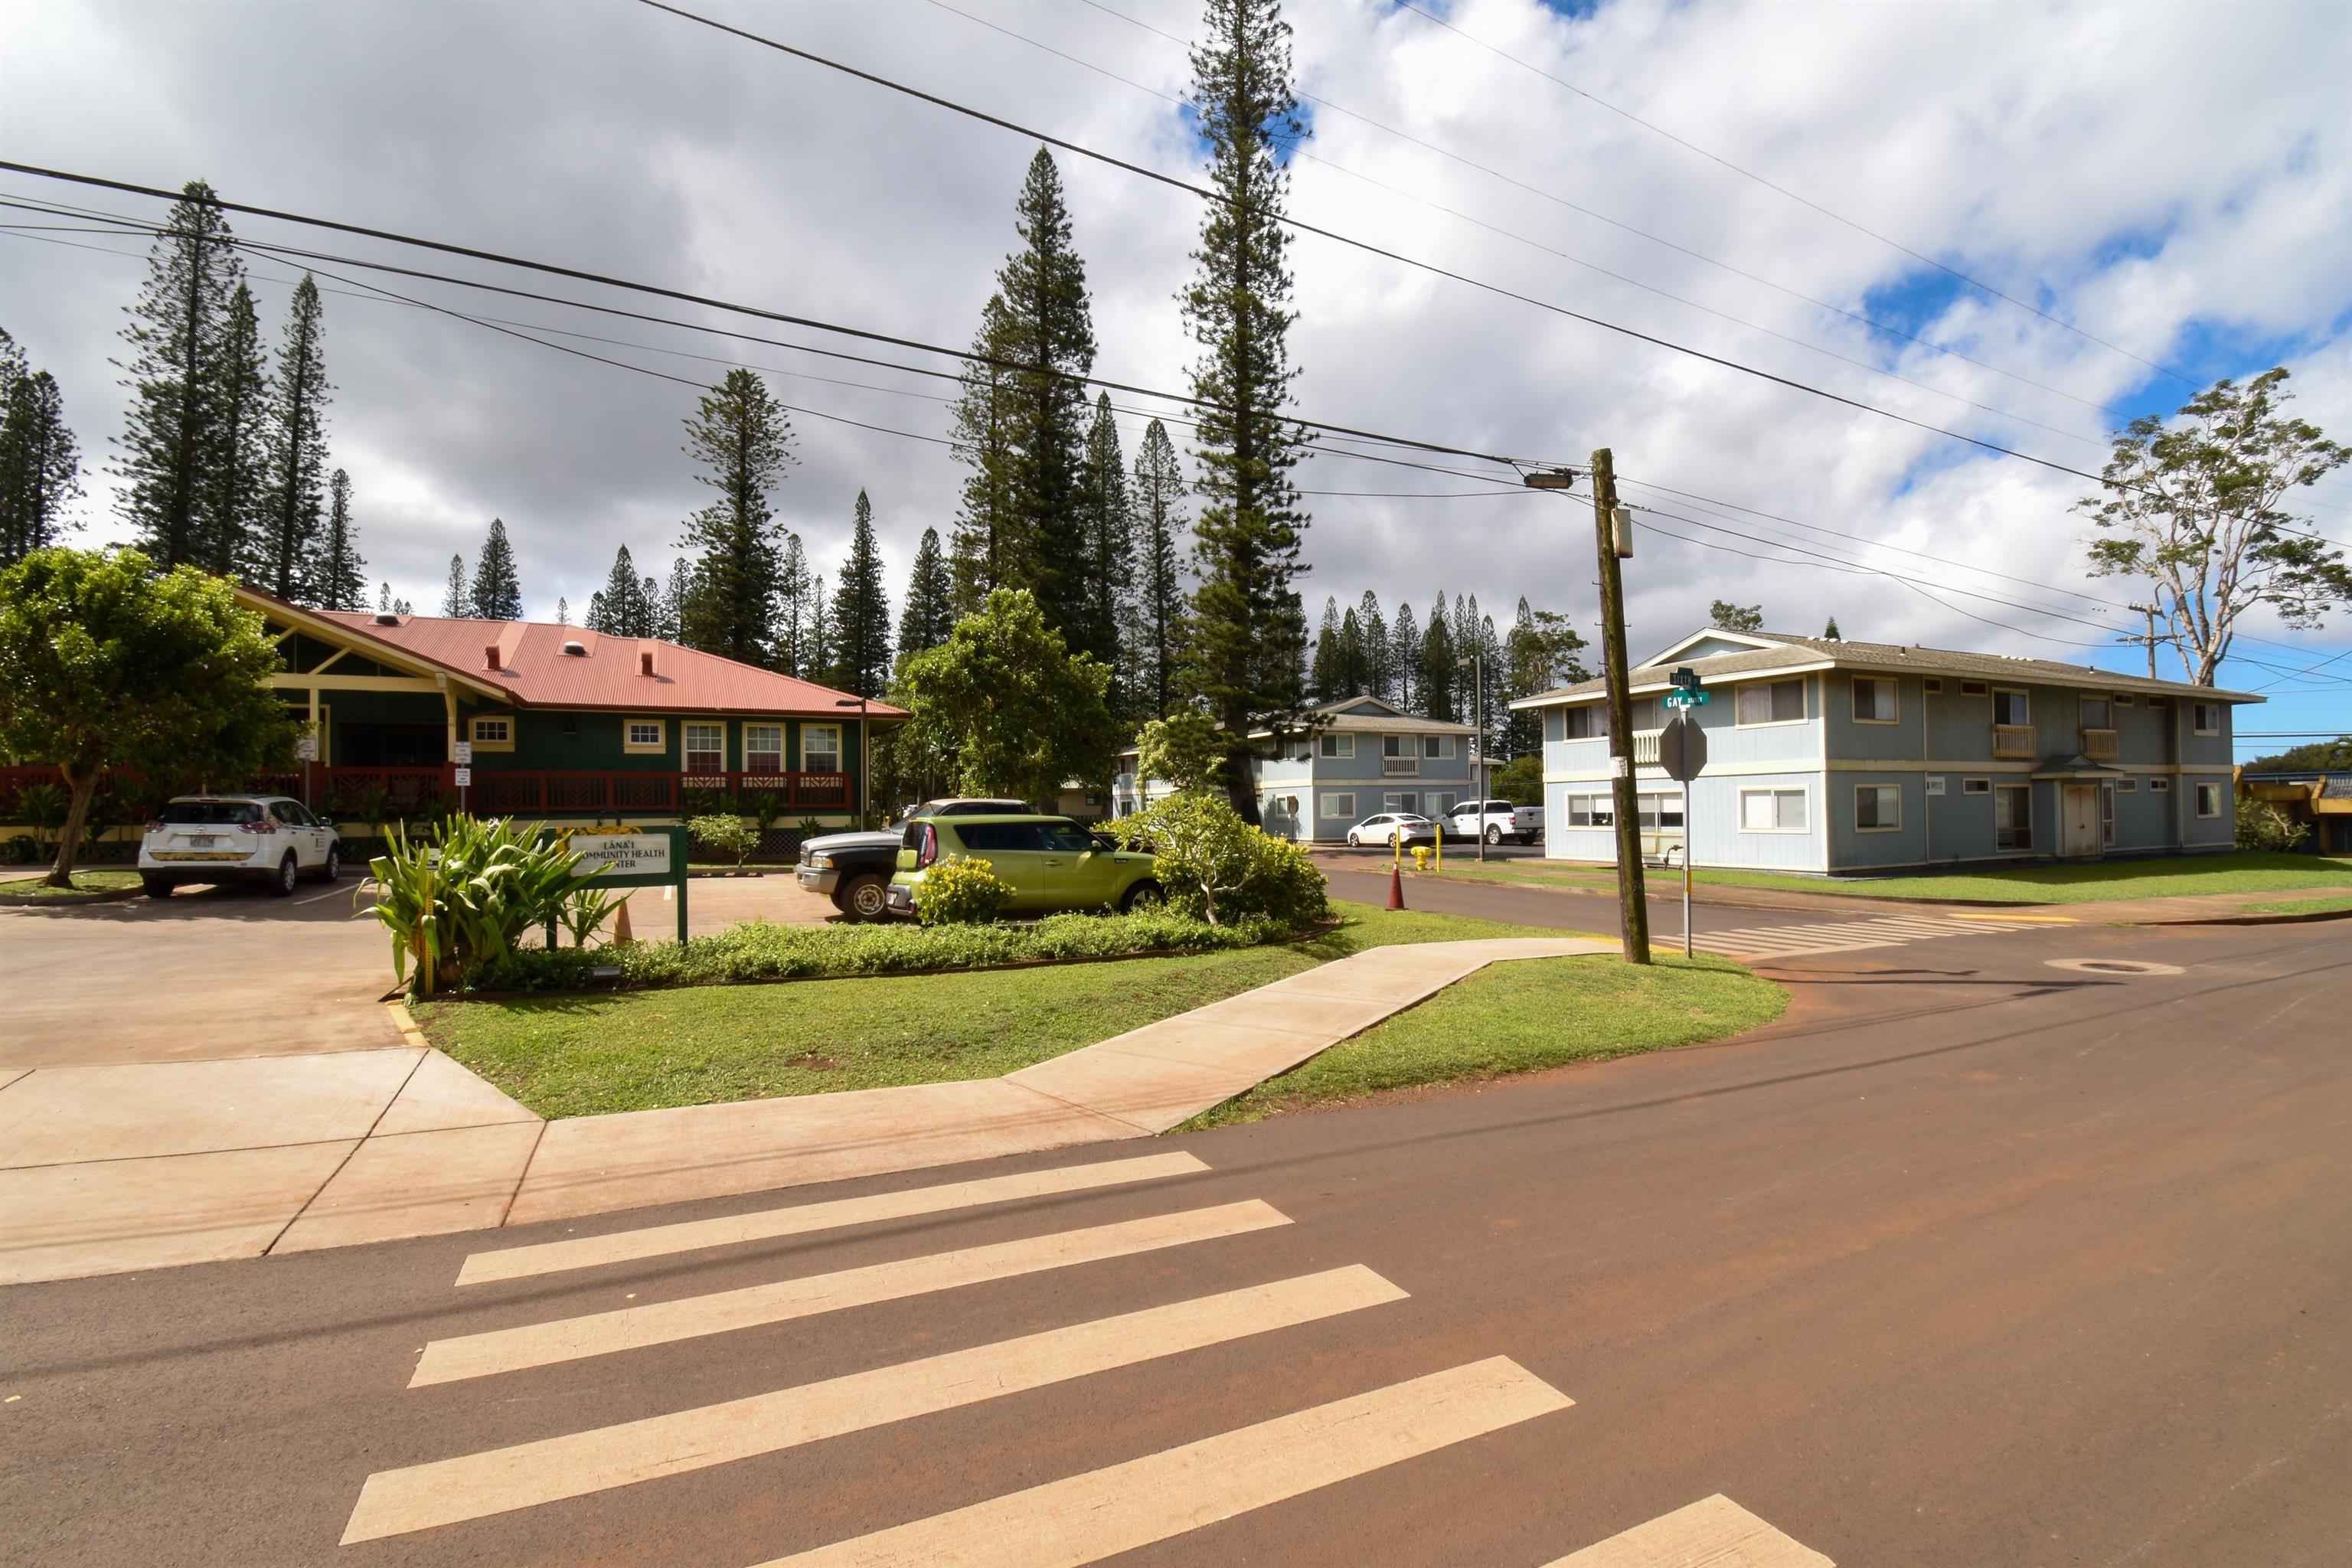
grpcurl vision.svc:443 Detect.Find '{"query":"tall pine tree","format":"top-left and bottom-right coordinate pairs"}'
top-left (1129, 418), bottom-right (1189, 721)
top-left (1357, 591), bottom-right (1390, 702)
top-left (897, 525), bottom-right (956, 659)
top-left (831, 490), bottom-right (893, 697)
top-left (1503, 596), bottom-right (1588, 758)
top-left (0, 331), bottom-right (83, 565)
top-left (659, 557), bottom-right (692, 642)
top-left (1417, 600), bottom-right (1456, 721)
top-left (1309, 596), bottom-right (1341, 702)
top-left (203, 283), bottom-right (267, 577)
top-left (260, 273), bottom-right (332, 600)
top-left (1183, 0), bottom-right (1311, 818)
top-left (946, 294), bottom-right (1018, 616)
top-left (1073, 392), bottom-right (1132, 699)
top-left (586, 544), bottom-right (652, 635)
top-left (677, 370), bottom-right (794, 665)
top-left (312, 468), bottom-right (366, 609)
top-left (805, 573), bottom-right (836, 687)
top-left (113, 180), bottom-right (243, 570)
top-left (471, 519), bottom-right (522, 620)
top-left (440, 554), bottom-right (469, 617)
top-left (773, 534), bottom-right (812, 675)
top-left (1390, 600), bottom-right (1420, 712)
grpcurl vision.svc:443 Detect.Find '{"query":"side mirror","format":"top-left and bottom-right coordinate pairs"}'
top-left (318, 816), bottom-right (335, 828)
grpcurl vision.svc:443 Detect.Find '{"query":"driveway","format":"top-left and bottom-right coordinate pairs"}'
top-left (0, 877), bottom-right (403, 1070)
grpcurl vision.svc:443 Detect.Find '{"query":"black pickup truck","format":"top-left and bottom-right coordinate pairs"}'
top-left (795, 798), bottom-right (1027, 920)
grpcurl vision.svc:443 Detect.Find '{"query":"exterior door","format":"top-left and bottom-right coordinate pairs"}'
top-left (2063, 785), bottom-right (2101, 858)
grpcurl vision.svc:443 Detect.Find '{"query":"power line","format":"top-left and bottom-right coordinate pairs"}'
top-left (1393, 1), bottom-right (2203, 393)
top-left (629, 1), bottom-right (2341, 524)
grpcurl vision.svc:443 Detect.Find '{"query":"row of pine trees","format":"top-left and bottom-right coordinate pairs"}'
top-left (1309, 592), bottom-right (1592, 760)
top-left (0, 331), bottom-right (82, 567)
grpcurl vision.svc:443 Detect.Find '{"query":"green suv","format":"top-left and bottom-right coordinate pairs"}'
top-left (888, 814), bottom-right (1163, 916)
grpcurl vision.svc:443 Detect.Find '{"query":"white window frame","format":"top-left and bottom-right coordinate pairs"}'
top-left (468, 715), bottom-right (514, 751)
top-left (1962, 777), bottom-right (1991, 795)
top-left (622, 718), bottom-right (665, 754)
top-left (1735, 678), bottom-right (1808, 728)
top-left (1958, 680), bottom-right (1989, 697)
top-left (1563, 705), bottom-right (1602, 741)
top-left (2113, 778), bottom-right (2137, 793)
top-left (1429, 791), bottom-right (1458, 816)
top-left (1564, 792), bottom-right (1615, 828)
top-left (1318, 733), bottom-right (1355, 759)
top-left (2192, 702), bottom-right (2222, 736)
top-left (1382, 734), bottom-right (1412, 759)
top-left (1320, 792), bottom-right (1355, 821)
top-left (743, 723), bottom-right (784, 776)
top-left (800, 722), bottom-right (844, 775)
top-left (1420, 734), bottom-right (1455, 760)
top-left (1854, 782), bottom-right (1901, 832)
top-left (1994, 784), bottom-right (2033, 851)
top-left (1992, 688), bottom-right (2031, 727)
top-left (1739, 786), bottom-right (1808, 833)
top-left (1383, 791), bottom-right (1419, 814)
top-left (1851, 676), bottom-right (1900, 726)
top-left (2194, 781), bottom-right (2222, 818)
top-left (2149, 776), bottom-right (2171, 793)
top-left (682, 720), bottom-right (726, 774)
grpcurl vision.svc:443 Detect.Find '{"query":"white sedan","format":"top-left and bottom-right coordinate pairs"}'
top-left (138, 795), bottom-right (344, 897)
top-left (1344, 812), bottom-right (1439, 848)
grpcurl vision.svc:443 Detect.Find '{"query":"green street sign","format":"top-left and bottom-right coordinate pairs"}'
top-left (1664, 691), bottom-right (1710, 708)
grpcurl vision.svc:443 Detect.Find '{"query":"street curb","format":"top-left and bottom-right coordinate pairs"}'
top-left (2126, 906), bottom-right (2352, 928)
top-left (384, 999), bottom-right (431, 1047)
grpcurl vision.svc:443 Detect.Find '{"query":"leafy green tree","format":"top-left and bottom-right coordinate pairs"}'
top-left (470, 518), bottom-right (522, 620)
top-left (678, 369), bottom-right (795, 663)
top-left (556, 596), bottom-right (570, 625)
top-left (1503, 597), bottom-right (1588, 756)
top-left (1137, 710), bottom-right (1222, 795)
top-left (895, 588), bottom-right (1116, 805)
top-left (313, 468), bottom-right (367, 609)
top-left (1309, 596), bottom-right (1341, 702)
top-left (1129, 418), bottom-right (1189, 719)
top-left (659, 556), bottom-right (691, 642)
top-left (258, 274), bottom-right (331, 599)
top-left (2241, 735), bottom-right (2351, 772)
top-left (204, 283), bottom-right (268, 577)
top-left (897, 524), bottom-right (956, 659)
top-left (0, 547), bottom-right (295, 887)
top-left (831, 489), bottom-right (893, 696)
top-left (1708, 599), bottom-right (1763, 633)
top-left (2079, 367), bottom-right (2352, 686)
top-left (0, 331), bottom-right (82, 566)
top-left (1491, 753), bottom-right (1543, 805)
top-left (439, 553), bottom-right (469, 618)
top-left (1182, 0), bottom-right (1311, 820)
top-left (1821, 616), bottom-right (1841, 640)
top-left (113, 181), bottom-right (243, 570)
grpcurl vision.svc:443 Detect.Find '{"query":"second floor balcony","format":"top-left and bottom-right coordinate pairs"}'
top-left (1992, 724), bottom-right (2036, 760)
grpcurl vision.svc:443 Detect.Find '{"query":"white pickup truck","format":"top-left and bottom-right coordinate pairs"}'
top-left (1447, 799), bottom-right (1544, 845)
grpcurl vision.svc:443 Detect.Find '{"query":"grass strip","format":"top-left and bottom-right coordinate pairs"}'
top-left (0, 870), bottom-right (142, 899)
top-left (2234, 892), bottom-right (2352, 916)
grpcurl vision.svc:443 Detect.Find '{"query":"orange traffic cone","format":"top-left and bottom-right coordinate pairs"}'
top-left (1387, 864), bottom-right (1405, 910)
top-left (612, 897), bottom-right (635, 947)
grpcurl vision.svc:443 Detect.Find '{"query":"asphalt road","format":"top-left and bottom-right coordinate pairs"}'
top-left (5, 915), bottom-right (2347, 1566)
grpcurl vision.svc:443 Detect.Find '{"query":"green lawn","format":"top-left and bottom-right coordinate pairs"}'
top-left (1185, 950), bottom-right (1785, 1129)
top-left (0, 870), bottom-right (142, 899)
top-left (2236, 892), bottom-right (2352, 916)
top-left (418, 901), bottom-right (1595, 1119)
top-left (1417, 851), bottom-right (2352, 906)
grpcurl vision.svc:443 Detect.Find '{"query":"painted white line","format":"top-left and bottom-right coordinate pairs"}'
top-left (757, 1356), bottom-right (1572, 1567)
top-left (1543, 1493), bottom-right (1833, 1566)
top-left (345, 1266), bottom-right (1406, 1544)
top-left (411, 1199), bottom-right (1290, 1387)
top-left (295, 881), bottom-right (363, 905)
top-left (457, 1152), bottom-right (1212, 1286)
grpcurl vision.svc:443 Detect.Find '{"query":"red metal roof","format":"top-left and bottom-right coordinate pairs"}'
top-left (267, 593), bottom-right (902, 718)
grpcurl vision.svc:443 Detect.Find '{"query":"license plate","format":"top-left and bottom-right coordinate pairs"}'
top-left (190, 835), bottom-right (217, 848)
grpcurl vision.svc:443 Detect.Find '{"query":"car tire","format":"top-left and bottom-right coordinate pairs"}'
top-left (142, 877), bottom-right (175, 900)
top-left (838, 874), bottom-right (889, 922)
top-left (1119, 880), bottom-right (1165, 913)
top-left (1484, 825), bottom-right (1503, 844)
top-left (270, 854), bottom-right (299, 897)
top-left (322, 846), bottom-right (342, 883)
top-left (1347, 832), bottom-right (1360, 847)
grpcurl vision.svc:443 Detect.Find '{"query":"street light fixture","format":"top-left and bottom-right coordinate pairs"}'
top-left (835, 695), bottom-right (869, 829)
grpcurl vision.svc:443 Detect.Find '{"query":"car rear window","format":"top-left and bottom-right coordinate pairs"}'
top-left (158, 800), bottom-right (263, 825)
top-left (956, 822), bottom-right (1044, 852)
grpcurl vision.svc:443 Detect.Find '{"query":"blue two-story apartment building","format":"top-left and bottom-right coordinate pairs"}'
top-left (1110, 696), bottom-right (1480, 844)
top-left (1511, 629), bottom-right (2258, 873)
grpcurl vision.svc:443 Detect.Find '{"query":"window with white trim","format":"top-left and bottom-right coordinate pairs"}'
top-left (1383, 791), bottom-right (1419, 814)
top-left (1962, 777), bottom-right (1991, 795)
top-left (1320, 792), bottom-right (1355, 820)
top-left (1564, 792), bottom-right (1615, 828)
top-left (2192, 702), bottom-right (2222, 735)
top-left (1563, 704), bottom-right (1601, 740)
top-left (1855, 783), bottom-right (1900, 831)
top-left (1383, 734), bottom-right (1412, 758)
top-left (1852, 677), bottom-right (1900, 724)
top-left (2195, 782), bottom-right (2222, 818)
top-left (1959, 680), bottom-right (1989, 696)
top-left (1993, 689), bottom-right (2030, 727)
top-left (1318, 733), bottom-right (1354, 758)
top-left (801, 723), bottom-right (843, 775)
top-left (1429, 792), bottom-right (1458, 816)
top-left (1736, 678), bottom-right (1806, 726)
top-left (2114, 778), bottom-right (2137, 792)
top-left (1740, 787), bottom-right (1807, 832)
top-left (743, 724), bottom-right (783, 776)
top-left (683, 721), bottom-right (725, 774)
top-left (623, 719), bottom-right (665, 753)
top-left (1421, 735), bottom-right (1455, 760)
top-left (2149, 777), bottom-right (2171, 792)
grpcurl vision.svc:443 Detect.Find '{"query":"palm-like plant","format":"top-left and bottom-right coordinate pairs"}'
top-left (363, 815), bottom-right (601, 995)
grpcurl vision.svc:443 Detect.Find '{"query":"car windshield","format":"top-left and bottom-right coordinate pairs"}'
top-left (158, 800), bottom-right (263, 825)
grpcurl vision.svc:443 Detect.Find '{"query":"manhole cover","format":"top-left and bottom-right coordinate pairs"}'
top-left (2045, 958), bottom-right (2184, 977)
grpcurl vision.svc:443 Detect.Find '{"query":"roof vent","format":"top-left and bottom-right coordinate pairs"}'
top-left (561, 639), bottom-right (588, 657)
top-left (639, 650), bottom-right (655, 677)
top-left (374, 612), bottom-right (401, 626)
top-left (483, 643), bottom-right (501, 671)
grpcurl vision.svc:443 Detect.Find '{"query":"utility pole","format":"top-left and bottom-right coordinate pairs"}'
top-left (1589, 448), bottom-right (1650, 963)
top-left (2127, 602), bottom-right (2160, 681)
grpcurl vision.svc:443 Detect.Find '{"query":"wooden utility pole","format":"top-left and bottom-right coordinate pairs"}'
top-left (1590, 448), bottom-right (1651, 963)
top-left (2128, 602), bottom-right (2160, 680)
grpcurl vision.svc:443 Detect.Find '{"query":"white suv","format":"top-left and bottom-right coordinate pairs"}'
top-left (138, 795), bottom-right (344, 898)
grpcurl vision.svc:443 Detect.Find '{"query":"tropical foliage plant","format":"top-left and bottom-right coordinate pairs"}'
top-left (363, 815), bottom-right (599, 996)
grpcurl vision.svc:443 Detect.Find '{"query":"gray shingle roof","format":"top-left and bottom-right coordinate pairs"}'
top-left (1510, 629), bottom-right (2262, 707)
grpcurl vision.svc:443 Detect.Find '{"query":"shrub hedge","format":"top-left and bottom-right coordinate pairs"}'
top-left (462, 908), bottom-right (1298, 995)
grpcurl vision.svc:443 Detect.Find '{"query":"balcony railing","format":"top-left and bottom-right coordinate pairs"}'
top-left (1992, 724), bottom-right (2036, 760)
top-left (2079, 727), bottom-right (2118, 761)
top-left (1632, 729), bottom-right (1662, 766)
top-left (1380, 756), bottom-right (1419, 776)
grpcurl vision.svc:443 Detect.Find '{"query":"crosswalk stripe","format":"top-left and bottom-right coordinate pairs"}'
top-left (1543, 1493), bottom-right (1833, 1566)
top-left (756, 1355), bottom-right (1573, 1567)
top-left (454, 1152), bottom-right (1212, 1287)
top-left (344, 1265), bottom-right (1407, 1544)
top-left (410, 1199), bottom-right (1291, 1387)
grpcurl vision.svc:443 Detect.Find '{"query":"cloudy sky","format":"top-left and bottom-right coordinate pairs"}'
top-left (5, 0), bottom-right (2348, 752)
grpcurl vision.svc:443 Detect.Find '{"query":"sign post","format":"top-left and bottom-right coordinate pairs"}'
top-left (1659, 667), bottom-right (1710, 959)
top-left (544, 824), bottom-right (691, 946)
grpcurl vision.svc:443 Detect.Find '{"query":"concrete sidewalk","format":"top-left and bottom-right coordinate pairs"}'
top-left (0, 936), bottom-right (1609, 1282)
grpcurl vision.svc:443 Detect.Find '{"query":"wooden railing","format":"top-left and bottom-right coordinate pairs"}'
top-left (1632, 729), bottom-right (1662, 766)
top-left (1380, 756), bottom-right (1419, 777)
top-left (1992, 724), bottom-right (2037, 760)
top-left (2079, 727), bottom-right (2119, 761)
